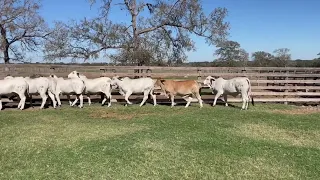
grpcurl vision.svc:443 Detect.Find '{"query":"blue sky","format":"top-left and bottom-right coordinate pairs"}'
top-left (39, 0), bottom-right (320, 62)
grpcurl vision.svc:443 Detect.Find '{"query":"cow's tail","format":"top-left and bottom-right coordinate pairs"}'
top-left (246, 78), bottom-right (254, 106)
top-left (25, 83), bottom-right (30, 98)
top-left (196, 81), bottom-right (202, 93)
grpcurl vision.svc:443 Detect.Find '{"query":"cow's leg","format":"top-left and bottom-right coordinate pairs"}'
top-left (56, 93), bottom-right (62, 107)
top-left (213, 91), bottom-right (223, 107)
top-left (101, 93), bottom-right (108, 106)
top-left (77, 94), bottom-right (84, 108)
top-left (241, 92), bottom-right (247, 110)
top-left (185, 96), bottom-right (192, 108)
top-left (195, 92), bottom-right (203, 108)
top-left (17, 93), bottom-right (23, 109)
top-left (108, 92), bottom-right (112, 107)
top-left (71, 95), bottom-right (79, 106)
top-left (48, 91), bottom-right (57, 109)
top-left (223, 94), bottom-right (228, 107)
top-left (29, 94), bottom-right (34, 108)
top-left (243, 92), bottom-right (250, 110)
top-left (39, 92), bottom-right (48, 109)
top-left (106, 91), bottom-right (112, 107)
top-left (87, 94), bottom-right (91, 106)
top-left (18, 93), bottom-right (26, 110)
top-left (0, 98), bottom-right (2, 110)
top-left (170, 94), bottom-right (175, 107)
top-left (149, 89), bottom-right (157, 106)
top-left (17, 100), bottom-right (21, 109)
top-left (140, 90), bottom-right (149, 107)
top-left (124, 91), bottom-right (133, 106)
top-left (118, 88), bottom-right (125, 96)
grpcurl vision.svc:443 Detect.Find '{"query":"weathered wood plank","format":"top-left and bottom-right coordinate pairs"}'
top-left (251, 92), bottom-right (320, 96)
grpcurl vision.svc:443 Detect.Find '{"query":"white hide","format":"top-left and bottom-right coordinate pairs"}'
top-left (51, 74), bottom-right (85, 108)
top-left (5, 76), bottom-right (57, 109)
top-left (111, 76), bottom-right (157, 106)
top-left (0, 78), bottom-right (28, 110)
top-left (67, 71), bottom-right (112, 106)
top-left (25, 77), bottom-right (57, 109)
top-left (203, 76), bottom-right (253, 110)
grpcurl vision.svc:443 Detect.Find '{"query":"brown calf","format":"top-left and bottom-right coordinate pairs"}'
top-left (155, 79), bottom-right (203, 108)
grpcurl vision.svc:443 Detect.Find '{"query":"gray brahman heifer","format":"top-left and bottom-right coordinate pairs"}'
top-left (203, 76), bottom-right (254, 110)
top-left (0, 77), bottom-right (28, 110)
top-left (50, 74), bottom-right (85, 108)
top-left (5, 75), bottom-right (57, 109)
top-left (67, 71), bottom-right (112, 107)
top-left (111, 76), bottom-right (157, 107)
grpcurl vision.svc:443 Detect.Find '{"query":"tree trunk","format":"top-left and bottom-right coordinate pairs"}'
top-left (131, 0), bottom-right (142, 76)
top-left (0, 24), bottom-right (10, 64)
top-left (4, 46), bottom-right (10, 64)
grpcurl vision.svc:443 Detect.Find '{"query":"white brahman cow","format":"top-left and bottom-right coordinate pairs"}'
top-left (50, 74), bottom-right (85, 108)
top-left (203, 76), bottom-right (254, 110)
top-left (0, 77), bottom-right (28, 110)
top-left (111, 76), bottom-right (156, 106)
top-left (5, 76), bottom-right (57, 109)
top-left (67, 71), bottom-right (112, 106)
top-left (155, 79), bottom-right (203, 108)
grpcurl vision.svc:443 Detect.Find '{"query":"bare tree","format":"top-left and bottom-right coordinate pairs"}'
top-left (252, 51), bottom-right (274, 67)
top-left (44, 0), bottom-right (229, 65)
top-left (273, 48), bottom-right (291, 67)
top-left (214, 40), bottom-right (248, 67)
top-left (0, 0), bottom-right (49, 63)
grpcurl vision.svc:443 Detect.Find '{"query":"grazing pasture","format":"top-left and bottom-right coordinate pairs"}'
top-left (1, 103), bottom-right (320, 179)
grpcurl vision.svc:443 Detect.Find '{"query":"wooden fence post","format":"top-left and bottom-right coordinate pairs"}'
top-left (146, 69), bottom-right (152, 78)
top-left (49, 67), bottom-right (55, 75)
top-left (197, 69), bottom-right (202, 81)
top-left (99, 68), bottom-right (106, 77)
top-left (284, 69), bottom-right (289, 105)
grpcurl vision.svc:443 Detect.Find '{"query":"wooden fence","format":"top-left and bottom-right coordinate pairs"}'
top-left (1, 64), bottom-right (320, 105)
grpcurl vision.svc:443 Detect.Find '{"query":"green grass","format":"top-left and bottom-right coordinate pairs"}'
top-left (1, 103), bottom-right (320, 179)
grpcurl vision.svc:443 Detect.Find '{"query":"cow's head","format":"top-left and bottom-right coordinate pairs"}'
top-left (49, 74), bottom-right (58, 79)
top-left (155, 79), bottom-right (165, 86)
top-left (4, 75), bottom-right (14, 80)
top-left (203, 76), bottom-right (216, 88)
top-left (111, 76), bottom-right (120, 89)
top-left (68, 71), bottom-right (80, 79)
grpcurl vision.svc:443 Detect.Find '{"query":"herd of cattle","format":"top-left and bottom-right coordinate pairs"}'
top-left (0, 70), bottom-right (254, 111)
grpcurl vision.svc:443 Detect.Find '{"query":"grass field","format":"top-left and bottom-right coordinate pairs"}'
top-left (1, 103), bottom-right (320, 179)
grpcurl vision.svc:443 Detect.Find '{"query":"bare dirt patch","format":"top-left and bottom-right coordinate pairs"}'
top-left (270, 107), bottom-right (320, 115)
top-left (90, 110), bottom-right (157, 120)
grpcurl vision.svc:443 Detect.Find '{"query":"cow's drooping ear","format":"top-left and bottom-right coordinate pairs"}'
top-left (210, 78), bottom-right (215, 84)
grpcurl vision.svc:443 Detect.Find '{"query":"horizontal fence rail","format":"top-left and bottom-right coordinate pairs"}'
top-left (1, 64), bottom-right (320, 105)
